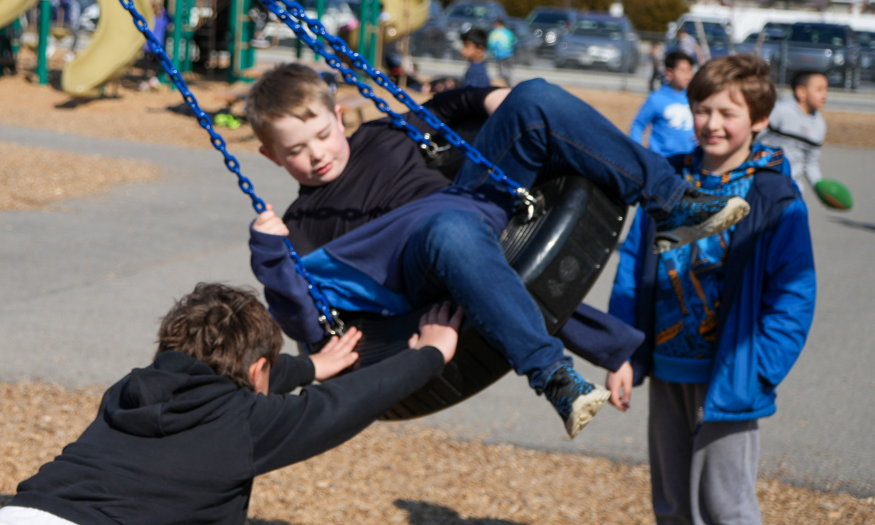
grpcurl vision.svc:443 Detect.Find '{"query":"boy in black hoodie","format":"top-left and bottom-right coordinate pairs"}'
top-left (1, 283), bottom-right (462, 525)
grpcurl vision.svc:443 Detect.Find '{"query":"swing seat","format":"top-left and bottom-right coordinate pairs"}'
top-left (308, 175), bottom-right (628, 420)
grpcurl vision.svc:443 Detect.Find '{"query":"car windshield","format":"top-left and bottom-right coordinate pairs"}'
top-left (301, 0), bottom-right (346, 9)
top-left (526, 12), bottom-right (569, 25)
top-left (857, 31), bottom-right (875, 48)
top-left (789, 24), bottom-right (846, 46)
top-left (743, 28), bottom-right (789, 43)
top-left (446, 3), bottom-right (488, 18)
top-left (572, 19), bottom-right (622, 39)
top-left (681, 21), bottom-right (729, 43)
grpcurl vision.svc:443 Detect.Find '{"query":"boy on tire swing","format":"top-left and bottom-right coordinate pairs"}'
top-left (246, 64), bottom-right (751, 438)
top-left (607, 55), bottom-right (816, 523)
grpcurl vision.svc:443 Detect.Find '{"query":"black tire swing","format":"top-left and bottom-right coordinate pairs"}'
top-left (309, 122), bottom-right (629, 420)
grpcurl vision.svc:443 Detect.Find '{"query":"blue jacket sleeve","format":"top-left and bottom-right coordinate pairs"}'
top-left (250, 225), bottom-right (326, 343)
top-left (756, 199), bottom-right (816, 387)
top-left (608, 209), bottom-right (647, 327)
top-left (630, 96), bottom-right (657, 146)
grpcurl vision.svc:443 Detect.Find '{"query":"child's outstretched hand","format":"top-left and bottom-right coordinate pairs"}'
top-left (408, 302), bottom-right (464, 364)
top-left (253, 204), bottom-right (290, 236)
top-left (310, 327), bottom-right (362, 381)
top-left (606, 361), bottom-right (633, 412)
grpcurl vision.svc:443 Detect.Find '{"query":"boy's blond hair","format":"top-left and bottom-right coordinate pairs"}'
top-left (246, 63), bottom-right (336, 148)
top-left (687, 54), bottom-right (776, 124)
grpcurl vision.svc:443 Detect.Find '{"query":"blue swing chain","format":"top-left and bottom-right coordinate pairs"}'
top-left (262, 0), bottom-right (539, 217)
top-left (119, 0), bottom-right (344, 335)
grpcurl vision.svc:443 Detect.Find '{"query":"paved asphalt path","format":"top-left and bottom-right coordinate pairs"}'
top-left (1, 124), bottom-right (873, 496)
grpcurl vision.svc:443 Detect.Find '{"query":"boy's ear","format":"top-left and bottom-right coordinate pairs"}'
top-left (259, 145), bottom-right (281, 166)
top-left (751, 116), bottom-right (770, 134)
top-left (334, 104), bottom-right (346, 134)
top-left (248, 357), bottom-right (270, 395)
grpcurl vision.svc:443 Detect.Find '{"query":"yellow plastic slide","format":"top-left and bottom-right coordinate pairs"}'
top-left (0, 0), bottom-right (37, 30)
top-left (381, 0), bottom-right (429, 44)
top-left (61, 0), bottom-right (153, 97)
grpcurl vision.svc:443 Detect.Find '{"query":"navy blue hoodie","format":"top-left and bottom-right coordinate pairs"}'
top-left (10, 348), bottom-right (444, 525)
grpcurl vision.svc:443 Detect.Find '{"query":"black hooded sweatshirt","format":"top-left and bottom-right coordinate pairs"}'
top-left (10, 347), bottom-right (444, 525)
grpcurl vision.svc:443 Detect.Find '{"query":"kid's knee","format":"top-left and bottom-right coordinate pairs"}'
top-left (420, 210), bottom-right (491, 257)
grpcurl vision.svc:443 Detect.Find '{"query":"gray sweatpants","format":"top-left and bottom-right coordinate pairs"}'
top-left (648, 377), bottom-right (762, 525)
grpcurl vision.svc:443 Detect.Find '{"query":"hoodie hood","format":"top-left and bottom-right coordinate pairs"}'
top-left (104, 351), bottom-right (241, 438)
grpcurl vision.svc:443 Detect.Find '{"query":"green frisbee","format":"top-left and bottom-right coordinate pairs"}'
top-left (814, 179), bottom-right (853, 210)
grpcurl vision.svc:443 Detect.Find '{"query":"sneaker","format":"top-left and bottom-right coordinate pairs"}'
top-left (653, 191), bottom-right (750, 254)
top-left (543, 365), bottom-right (611, 438)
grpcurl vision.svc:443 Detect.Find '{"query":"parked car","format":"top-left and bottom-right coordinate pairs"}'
top-left (504, 17), bottom-right (538, 66)
top-left (404, 1), bottom-right (452, 59)
top-left (856, 31), bottom-right (875, 80)
top-left (783, 23), bottom-right (861, 89)
top-left (554, 12), bottom-right (639, 73)
top-left (524, 7), bottom-right (579, 55)
top-left (444, 0), bottom-right (508, 51)
top-left (665, 17), bottom-right (734, 62)
top-left (735, 23), bottom-right (792, 80)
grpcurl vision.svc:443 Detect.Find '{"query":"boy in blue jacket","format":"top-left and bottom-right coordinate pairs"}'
top-left (246, 64), bottom-right (750, 439)
top-left (630, 50), bottom-right (697, 157)
top-left (607, 55), bottom-right (816, 524)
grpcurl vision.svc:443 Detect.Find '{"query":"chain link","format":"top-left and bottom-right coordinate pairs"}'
top-left (264, 0), bottom-right (536, 210)
top-left (118, 0), bottom-right (342, 333)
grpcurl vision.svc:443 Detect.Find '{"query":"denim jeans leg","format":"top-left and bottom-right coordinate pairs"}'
top-left (401, 209), bottom-right (572, 392)
top-left (454, 78), bottom-right (688, 216)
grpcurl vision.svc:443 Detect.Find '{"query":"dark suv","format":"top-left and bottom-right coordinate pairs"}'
top-left (784, 23), bottom-right (862, 89)
top-left (444, 0), bottom-right (508, 49)
top-left (525, 7), bottom-right (579, 55)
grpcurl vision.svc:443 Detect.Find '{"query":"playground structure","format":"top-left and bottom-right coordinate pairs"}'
top-left (0, 0), bottom-right (430, 95)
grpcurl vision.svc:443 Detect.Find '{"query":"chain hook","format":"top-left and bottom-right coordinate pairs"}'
top-left (318, 310), bottom-right (346, 337)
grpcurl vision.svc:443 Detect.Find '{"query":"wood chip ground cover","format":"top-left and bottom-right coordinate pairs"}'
top-left (0, 142), bottom-right (160, 211)
top-left (1, 382), bottom-right (872, 524)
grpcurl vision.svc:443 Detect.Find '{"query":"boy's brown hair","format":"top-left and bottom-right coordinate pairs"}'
top-left (246, 63), bottom-right (336, 148)
top-left (156, 283), bottom-right (283, 389)
top-left (687, 54), bottom-right (776, 123)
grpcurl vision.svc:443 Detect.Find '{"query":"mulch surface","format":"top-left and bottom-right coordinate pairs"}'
top-left (1, 382), bottom-right (873, 525)
top-left (0, 141), bottom-right (160, 211)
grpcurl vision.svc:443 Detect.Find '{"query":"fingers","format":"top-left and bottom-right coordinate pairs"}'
top-left (449, 307), bottom-right (464, 330)
top-left (609, 385), bottom-right (627, 412)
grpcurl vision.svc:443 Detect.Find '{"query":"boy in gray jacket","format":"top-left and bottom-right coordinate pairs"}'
top-left (757, 71), bottom-right (826, 193)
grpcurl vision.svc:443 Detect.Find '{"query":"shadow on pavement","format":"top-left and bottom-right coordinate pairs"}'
top-left (395, 500), bottom-right (527, 525)
top-left (828, 216), bottom-right (875, 233)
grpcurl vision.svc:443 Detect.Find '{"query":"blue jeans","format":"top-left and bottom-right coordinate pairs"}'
top-left (404, 80), bottom-right (690, 392)
top-left (454, 78), bottom-right (688, 215)
top-left (402, 209), bottom-right (571, 391)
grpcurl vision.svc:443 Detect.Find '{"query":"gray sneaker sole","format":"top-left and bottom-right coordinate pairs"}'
top-left (565, 384), bottom-right (612, 438)
top-left (653, 196), bottom-right (751, 254)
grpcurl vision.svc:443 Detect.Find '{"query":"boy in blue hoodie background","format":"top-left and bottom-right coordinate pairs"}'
top-left (631, 51), bottom-right (697, 157)
top-left (607, 55), bottom-right (816, 524)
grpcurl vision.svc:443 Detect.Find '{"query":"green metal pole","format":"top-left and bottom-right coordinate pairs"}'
top-left (172, 0), bottom-right (184, 67)
top-left (37, 0), bottom-right (50, 85)
top-left (182, 0), bottom-right (192, 72)
top-left (296, 36), bottom-right (303, 59)
top-left (357, 0), bottom-right (368, 58)
top-left (368, 0), bottom-right (378, 66)
top-left (12, 19), bottom-right (21, 55)
top-left (315, 0), bottom-right (325, 62)
top-left (240, 0), bottom-right (254, 71)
